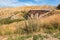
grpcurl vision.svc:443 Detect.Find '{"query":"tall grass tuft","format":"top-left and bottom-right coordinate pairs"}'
top-left (0, 11), bottom-right (60, 35)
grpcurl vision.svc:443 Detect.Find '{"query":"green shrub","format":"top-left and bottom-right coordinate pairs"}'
top-left (53, 33), bottom-right (60, 39)
top-left (33, 35), bottom-right (39, 40)
top-left (0, 17), bottom-right (23, 25)
top-left (21, 11), bottom-right (29, 20)
top-left (56, 4), bottom-right (60, 10)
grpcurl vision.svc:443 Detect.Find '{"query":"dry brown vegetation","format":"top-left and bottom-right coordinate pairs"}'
top-left (0, 6), bottom-right (60, 40)
top-left (0, 6), bottom-right (55, 18)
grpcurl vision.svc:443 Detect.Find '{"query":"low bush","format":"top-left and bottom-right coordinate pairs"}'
top-left (0, 17), bottom-right (24, 25)
top-left (56, 4), bottom-right (60, 10)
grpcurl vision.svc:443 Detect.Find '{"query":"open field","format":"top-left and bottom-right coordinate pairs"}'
top-left (0, 6), bottom-right (60, 40)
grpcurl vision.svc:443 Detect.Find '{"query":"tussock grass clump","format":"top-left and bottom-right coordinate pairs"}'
top-left (20, 12), bottom-right (60, 34)
top-left (0, 11), bottom-right (60, 35)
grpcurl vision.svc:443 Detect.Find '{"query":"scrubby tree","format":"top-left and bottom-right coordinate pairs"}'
top-left (56, 4), bottom-right (60, 9)
top-left (21, 11), bottom-right (29, 20)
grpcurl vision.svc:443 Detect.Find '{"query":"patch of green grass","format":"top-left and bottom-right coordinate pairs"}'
top-left (33, 34), bottom-right (49, 40)
top-left (7, 35), bottom-right (32, 40)
top-left (0, 17), bottom-right (24, 25)
top-left (53, 33), bottom-right (60, 39)
top-left (38, 34), bottom-right (45, 40)
top-left (33, 35), bottom-right (40, 40)
top-left (38, 34), bottom-right (49, 39)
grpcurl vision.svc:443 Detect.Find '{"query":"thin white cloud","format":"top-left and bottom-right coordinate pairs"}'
top-left (34, 0), bottom-right (44, 2)
top-left (0, 0), bottom-right (19, 7)
top-left (0, 0), bottom-right (60, 7)
top-left (34, 0), bottom-right (60, 6)
top-left (0, 0), bottom-right (37, 7)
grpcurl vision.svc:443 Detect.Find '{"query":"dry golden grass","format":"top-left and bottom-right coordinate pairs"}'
top-left (0, 7), bottom-right (60, 40)
top-left (0, 6), bottom-right (60, 35)
top-left (0, 6), bottom-right (60, 40)
top-left (0, 10), bottom-right (60, 35)
top-left (0, 6), bottom-right (55, 19)
top-left (40, 14), bottom-right (60, 24)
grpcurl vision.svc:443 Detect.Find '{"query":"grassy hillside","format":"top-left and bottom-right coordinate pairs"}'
top-left (0, 6), bottom-right (55, 19)
top-left (0, 6), bottom-right (60, 40)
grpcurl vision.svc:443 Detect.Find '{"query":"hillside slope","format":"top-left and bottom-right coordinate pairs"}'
top-left (0, 6), bottom-right (55, 19)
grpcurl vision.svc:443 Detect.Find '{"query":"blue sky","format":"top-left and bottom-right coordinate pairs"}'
top-left (0, 0), bottom-right (60, 7)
